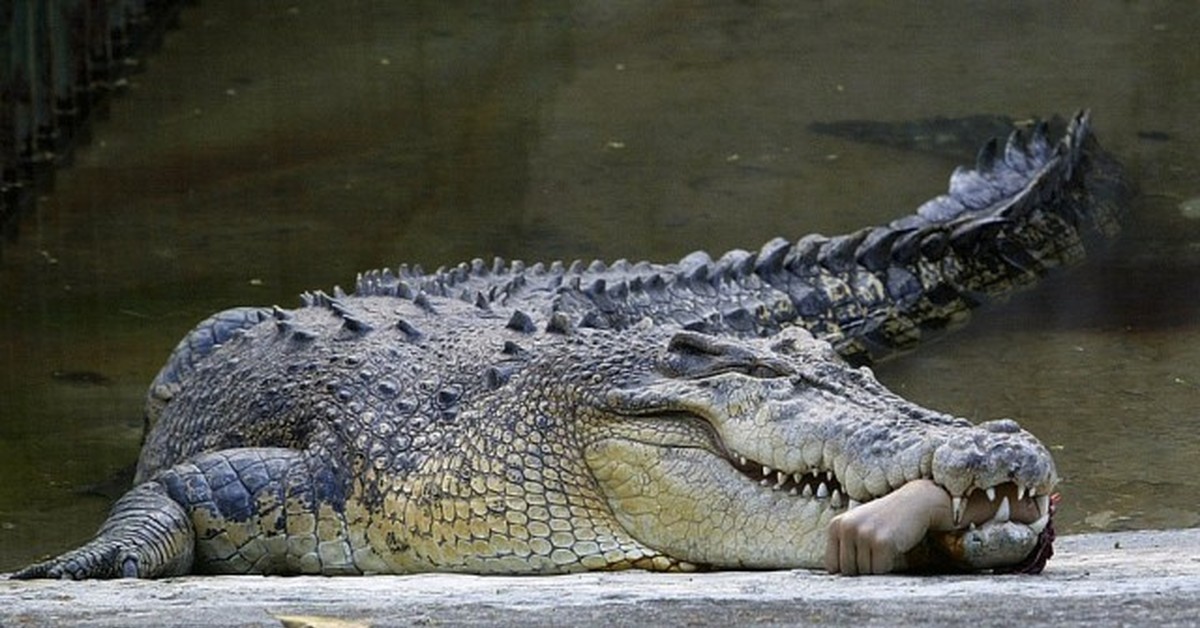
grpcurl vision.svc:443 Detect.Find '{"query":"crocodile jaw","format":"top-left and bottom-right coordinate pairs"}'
top-left (584, 438), bottom-right (838, 568)
top-left (584, 433), bottom-right (1054, 572)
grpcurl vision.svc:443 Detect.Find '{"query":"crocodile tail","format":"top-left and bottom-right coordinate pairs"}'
top-left (144, 307), bottom-right (273, 436)
top-left (346, 111), bottom-right (1131, 359)
top-left (760, 110), bottom-right (1133, 365)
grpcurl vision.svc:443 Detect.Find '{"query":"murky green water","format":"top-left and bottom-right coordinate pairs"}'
top-left (1, 1), bottom-right (1197, 571)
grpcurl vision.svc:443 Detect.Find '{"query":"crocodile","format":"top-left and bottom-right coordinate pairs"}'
top-left (12, 111), bottom-right (1129, 580)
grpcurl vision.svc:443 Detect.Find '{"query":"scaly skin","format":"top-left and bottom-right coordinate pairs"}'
top-left (15, 301), bottom-right (1056, 578)
top-left (12, 112), bottom-right (1126, 580)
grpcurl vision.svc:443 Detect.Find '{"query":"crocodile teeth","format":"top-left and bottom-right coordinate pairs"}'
top-left (830, 490), bottom-right (843, 509)
top-left (728, 452), bottom-right (847, 502)
top-left (952, 496), bottom-right (965, 526)
top-left (1029, 510), bottom-right (1051, 534)
top-left (985, 486), bottom-right (996, 502)
top-left (847, 499), bottom-right (862, 510)
top-left (1036, 495), bottom-right (1050, 517)
top-left (1016, 484), bottom-right (1027, 501)
top-left (991, 496), bottom-right (1011, 523)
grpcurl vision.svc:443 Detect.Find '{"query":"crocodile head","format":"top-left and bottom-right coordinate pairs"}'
top-left (571, 326), bottom-right (1057, 574)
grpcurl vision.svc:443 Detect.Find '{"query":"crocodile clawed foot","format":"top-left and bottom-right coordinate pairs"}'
top-left (12, 542), bottom-right (139, 580)
top-left (12, 482), bottom-right (195, 580)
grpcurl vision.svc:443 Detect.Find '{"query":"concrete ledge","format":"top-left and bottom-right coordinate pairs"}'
top-left (4, 529), bottom-right (1199, 626)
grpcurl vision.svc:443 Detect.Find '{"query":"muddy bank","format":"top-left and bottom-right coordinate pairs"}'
top-left (3, 529), bottom-right (1199, 626)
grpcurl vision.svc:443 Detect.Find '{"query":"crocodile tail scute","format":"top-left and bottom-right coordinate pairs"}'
top-left (772, 111), bottom-right (1133, 365)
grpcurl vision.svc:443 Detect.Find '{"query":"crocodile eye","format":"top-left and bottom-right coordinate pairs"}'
top-left (747, 363), bottom-right (785, 379)
top-left (663, 331), bottom-right (788, 379)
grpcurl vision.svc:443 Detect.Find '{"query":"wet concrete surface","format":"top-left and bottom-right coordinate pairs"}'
top-left (3, 529), bottom-right (1199, 626)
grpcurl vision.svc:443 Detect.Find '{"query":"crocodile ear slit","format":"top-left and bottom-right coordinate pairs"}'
top-left (667, 330), bottom-right (723, 355)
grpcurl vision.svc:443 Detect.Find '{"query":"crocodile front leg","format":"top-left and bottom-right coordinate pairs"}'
top-left (14, 447), bottom-right (362, 579)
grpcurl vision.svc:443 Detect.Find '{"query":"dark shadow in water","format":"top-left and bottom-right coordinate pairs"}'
top-left (809, 113), bottom-right (1022, 161)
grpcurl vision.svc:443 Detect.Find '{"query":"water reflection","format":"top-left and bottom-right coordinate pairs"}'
top-left (1, 1), bottom-right (1198, 571)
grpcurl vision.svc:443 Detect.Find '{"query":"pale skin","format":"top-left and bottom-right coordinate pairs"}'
top-left (824, 479), bottom-right (1041, 575)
